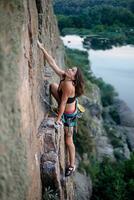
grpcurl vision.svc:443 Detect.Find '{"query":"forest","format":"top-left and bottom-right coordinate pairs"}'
top-left (54, 0), bottom-right (134, 15)
top-left (53, 0), bottom-right (134, 44)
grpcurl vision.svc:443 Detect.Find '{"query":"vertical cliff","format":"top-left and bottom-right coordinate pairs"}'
top-left (0, 0), bottom-right (75, 199)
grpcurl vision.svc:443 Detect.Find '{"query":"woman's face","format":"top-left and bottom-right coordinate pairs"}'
top-left (65, 67), bottom-right (77, 80)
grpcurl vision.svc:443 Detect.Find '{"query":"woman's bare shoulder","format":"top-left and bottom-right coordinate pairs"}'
top-left (62, 81), bottom-right (74, 93)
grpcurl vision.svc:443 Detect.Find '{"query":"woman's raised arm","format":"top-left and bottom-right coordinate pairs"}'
top-left (37, 40), bottom-right (65, 77)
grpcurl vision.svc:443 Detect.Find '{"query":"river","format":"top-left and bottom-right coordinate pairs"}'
top-left (61, 35), bottom-right (134, 112)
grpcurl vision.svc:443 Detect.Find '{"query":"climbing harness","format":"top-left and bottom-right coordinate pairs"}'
top-left (77, 103), bottom-right (85, 118)
top-left (61, 99), bottom-right (85, 134)
top-left (62, 110), bottom-right (77, 127)
top-left (40, 93), bottom-right (85, 132)
top-left (65, 165), bottom-right (76, 177)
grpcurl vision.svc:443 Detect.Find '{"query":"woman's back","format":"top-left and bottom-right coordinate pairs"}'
top-left (58, 80), bottom-right (76, 113)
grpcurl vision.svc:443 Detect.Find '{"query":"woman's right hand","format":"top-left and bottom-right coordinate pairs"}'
top-left (54, 119), bottom-right (63, 129)
top-left (55, 118), bottom-right (63, 126)
top-left (37, 40), bottom-right (44, 50)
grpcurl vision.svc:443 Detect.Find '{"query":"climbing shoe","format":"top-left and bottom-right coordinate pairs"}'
top-left (65, 165), bottom-right (76, 177)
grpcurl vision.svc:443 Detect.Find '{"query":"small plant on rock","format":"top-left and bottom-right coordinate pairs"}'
top-left (43, 186), bottom-right (59, 200)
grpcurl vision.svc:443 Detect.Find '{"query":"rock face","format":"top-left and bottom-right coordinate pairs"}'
top-left (113, 99), bottom-right (134, 153)
top-left (0, 0), bottom-right (93, 199)
top-left (114, 99), bottom-right (134, 127)
top-left (38, 118), bottom-right (75, 200)
top-left (74, 172), bottom-right (92, 200)
top-left (2, 0), bottom-right (132, 200)
top-left (80, 87), bottom-right (115, 162)
top-left (0, 0), bottom-right (65, 199)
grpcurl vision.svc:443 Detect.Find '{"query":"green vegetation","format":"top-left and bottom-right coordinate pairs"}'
top-left (56, 7), bottom-right (134, 30)
top-left (91, 153), bottom-right (134, 200)
top-left (109, 106), bottom-right (121, 124)
top-left (54, 0), bottom-right (134, 15)
top-left (43, 186), bottom-right (58, 200)
top-left (60, 27), bottom-right (91, 36)
top-left (54, 0), bottom-right (134, 44)
top-left (78, 153), bottom-right (134, 200)
top-left (78, 158), bottom-right (100, 182)
top-left (90, 77), bottom-right (118, 106)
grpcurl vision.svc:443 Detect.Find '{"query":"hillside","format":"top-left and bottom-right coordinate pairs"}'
top-left (53, 0), bottom-right (134, 44)
top-left (53, 0), bottom-right (134, 15)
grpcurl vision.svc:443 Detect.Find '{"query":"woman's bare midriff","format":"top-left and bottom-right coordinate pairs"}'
top-left (59, 80), bottom-right (76, 113)
top-left (64, 101), bottom-right (76, 113)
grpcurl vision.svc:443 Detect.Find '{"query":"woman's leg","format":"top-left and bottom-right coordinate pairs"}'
top-left (64, 127), bottom-right (75, 167)
top-left (50, 83), bottom-right (60, 105)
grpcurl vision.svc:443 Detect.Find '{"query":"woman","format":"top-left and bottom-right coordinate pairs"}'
top-left (37, 40), bottom-right (84, 176)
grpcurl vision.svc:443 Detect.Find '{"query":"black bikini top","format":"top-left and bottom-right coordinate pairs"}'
top-left (58, 79), bottom-right (76, 104)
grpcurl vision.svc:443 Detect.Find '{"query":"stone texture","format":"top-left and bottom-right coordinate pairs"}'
top-left (38, 117), bottom-right (74, 200)
top-left (0, 0), bottom-right (89, 198)
top-left (0, 0), bottom-right (65, 200)
top-left (96, 136), bottom-right (115, 161)
top-left (80, 93), bottom-right (115, 161)
top-left (74, 172), bottom-right (92, 200)
top-left (109, 125), bottom-right (131, 160)
top-left (114, 99), bottom-right (134, 127)
top-left (1, 0), bottom-right (133, 200)
top-left (124, 127), bottom-right (134, 151)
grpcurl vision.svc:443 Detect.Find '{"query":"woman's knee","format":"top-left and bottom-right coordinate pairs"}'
top-left (50, 83), bottom-right (58, 93)
top-left (50, 83), bottom-right (60, 103)
top-left (65, 136), bottom-right (74, 147)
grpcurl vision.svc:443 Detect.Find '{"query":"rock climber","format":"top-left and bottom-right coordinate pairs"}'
top-left (37, 40), bottom-right (84, 177)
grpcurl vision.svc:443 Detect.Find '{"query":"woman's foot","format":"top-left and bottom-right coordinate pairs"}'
top-left (65, 165), bottom-right (76, 177)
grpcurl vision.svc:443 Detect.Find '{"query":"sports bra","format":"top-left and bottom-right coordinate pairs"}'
top-left (58, 79), bottom-right (76, 104)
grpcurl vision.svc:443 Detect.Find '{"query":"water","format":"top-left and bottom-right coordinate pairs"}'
top-left (61, 35), bottom-right (134, 112)
top-left (61, 35), bottom-right (85, 51)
